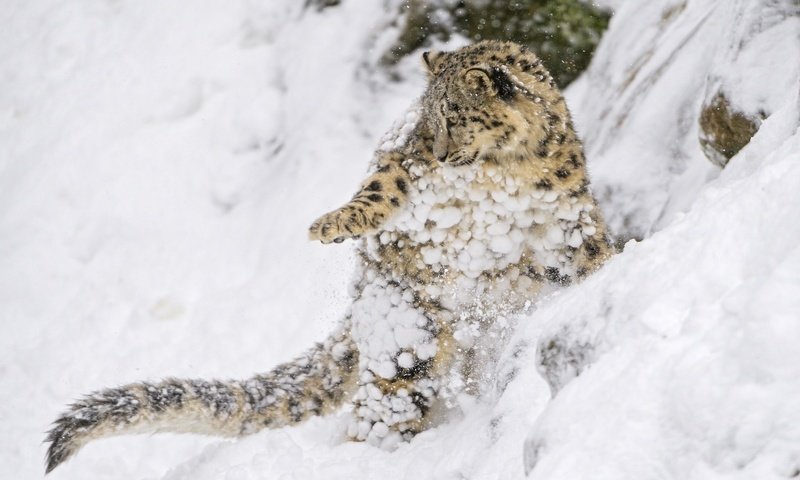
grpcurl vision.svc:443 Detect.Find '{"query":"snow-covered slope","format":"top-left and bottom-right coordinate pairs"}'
top-left (1, 1), bottom-right (414, 478)
top-left (570, 0), bottom-right (800, 241)
top-left (1, 1), bottom-right (798, 479)
top-left (527, 96), bottom-right (800, 479)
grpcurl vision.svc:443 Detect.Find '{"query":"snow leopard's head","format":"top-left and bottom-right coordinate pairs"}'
top-left (419, 40), bottom-right (564, 167)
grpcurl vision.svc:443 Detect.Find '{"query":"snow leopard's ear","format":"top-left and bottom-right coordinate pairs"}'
top-left (422, 50), bottom-right (444, 76)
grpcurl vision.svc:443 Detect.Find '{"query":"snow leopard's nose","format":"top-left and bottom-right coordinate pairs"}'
top-left (433, 129), bottom-right (450, 162)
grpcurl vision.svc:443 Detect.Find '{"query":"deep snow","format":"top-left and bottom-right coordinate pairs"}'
top-left (1, 1), bottom-right (798, 479)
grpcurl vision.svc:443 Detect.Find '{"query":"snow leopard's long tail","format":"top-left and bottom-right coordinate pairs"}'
top-left (44, 326), bottom-right (357, 473)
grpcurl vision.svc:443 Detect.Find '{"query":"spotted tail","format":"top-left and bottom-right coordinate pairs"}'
top-left (45, 327), bottom-right (357, 473)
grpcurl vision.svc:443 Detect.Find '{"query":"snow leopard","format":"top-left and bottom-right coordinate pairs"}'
top-left (45, 40), bottom-right (612, 473)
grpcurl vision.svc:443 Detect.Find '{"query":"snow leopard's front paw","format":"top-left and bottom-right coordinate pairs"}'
top-left (308, 207), bottom-right (367, 244)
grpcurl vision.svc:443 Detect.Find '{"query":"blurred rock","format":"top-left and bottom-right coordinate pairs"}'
top-left (537, 330), bottom-right (595, 395)
top-left (699, 92), bottom-right (761, 168)
top-left (304, 0), bottom-right (341, 10)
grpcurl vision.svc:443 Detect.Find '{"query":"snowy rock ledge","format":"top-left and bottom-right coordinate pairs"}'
top-left (570, 0), bottom-right (800, 241)
top-left (524, 2), bottom-right (800, 477)
top-left (526, 87), bottom-right (800, 479)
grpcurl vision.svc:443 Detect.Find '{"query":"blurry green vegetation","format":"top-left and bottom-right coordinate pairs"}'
top-left (382, 0), bottom-right (611, 88)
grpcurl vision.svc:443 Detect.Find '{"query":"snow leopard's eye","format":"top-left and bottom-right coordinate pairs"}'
top-left (459, 66), bottom-right (515, 101)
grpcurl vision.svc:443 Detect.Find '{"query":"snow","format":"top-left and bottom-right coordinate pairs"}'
top-left (2, 1), bottom-right (799, 480)
top-left (526, 91), bottom-right (800, 478)
top-left (568, 0), bottom-right (800, 242)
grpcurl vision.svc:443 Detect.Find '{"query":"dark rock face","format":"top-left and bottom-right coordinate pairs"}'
top-left (699, 92), bottom-right (761, 168)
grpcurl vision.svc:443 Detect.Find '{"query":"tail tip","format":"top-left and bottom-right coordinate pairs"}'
top-left (44, 439), bottom-right (70, 474)
top-left (44, 418), bottom-right (80, 474)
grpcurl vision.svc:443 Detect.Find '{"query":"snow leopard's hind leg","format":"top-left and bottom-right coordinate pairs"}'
top-left (346, 277), bottom-right (456, 447)
top-left (45, 324), bottom-right (357, 473)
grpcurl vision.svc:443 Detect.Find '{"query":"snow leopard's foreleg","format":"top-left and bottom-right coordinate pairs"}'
top-left (45, 324), bottom-right (357, 473)
top-left (309, 151), bottom-right (411, 244)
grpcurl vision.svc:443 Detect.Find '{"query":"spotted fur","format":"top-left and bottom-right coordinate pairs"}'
top-left (46, 40), bottom-right (612, 473)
